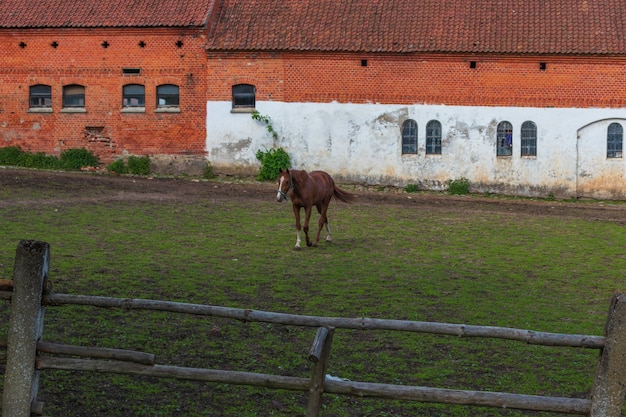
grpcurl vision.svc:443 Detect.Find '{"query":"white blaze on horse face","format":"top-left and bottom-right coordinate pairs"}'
top-left (276, 176), bottom-right (285, 202)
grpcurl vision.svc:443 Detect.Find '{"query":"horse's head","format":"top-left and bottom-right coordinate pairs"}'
top-left (276, 169), bottom-right (293, 202)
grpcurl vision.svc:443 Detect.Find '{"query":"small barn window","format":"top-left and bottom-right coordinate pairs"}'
top-left (426, 120), bottom-right (442, 155)
top-left (122, 84), bottom-right (145, 108)
top-left (63, 84), bottom-right (85, 108)
top-left (157, 84), bottom-right (179, 107)
top-left (401, 119), bottom-right (418, 155)
top-left (29, 84), bottom-right (52, 108)
top-left (607, 123), bottom-right (623, 158)
top-left (122, 68), bottom-right (141, 75)
top-left (520, 121), bottom-right (537, 156)
top-left (232, 84), bottom-right (255, 110)
top-left (497, 121), bottom-right (513, 156)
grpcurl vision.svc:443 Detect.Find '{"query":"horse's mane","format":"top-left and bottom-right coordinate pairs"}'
top-left (289, 169), bottom-right (308, 187)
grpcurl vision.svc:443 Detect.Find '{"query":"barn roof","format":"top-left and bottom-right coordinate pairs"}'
top-left (0, 0), bottom-right (216, 29)
top-left (205, 0), bottom-right (626, 55)
top-left (2, 0), bottom-right (625, 55)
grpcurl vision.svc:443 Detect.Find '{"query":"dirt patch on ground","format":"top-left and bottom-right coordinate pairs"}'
top-left (0, 168), bottom-right (625, 225)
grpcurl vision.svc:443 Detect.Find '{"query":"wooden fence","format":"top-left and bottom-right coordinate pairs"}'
top-left (1, 240), bottom-right (626, 417)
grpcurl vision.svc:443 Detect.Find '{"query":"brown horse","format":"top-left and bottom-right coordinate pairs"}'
top-left (276, 169), bottom-right (354, 250)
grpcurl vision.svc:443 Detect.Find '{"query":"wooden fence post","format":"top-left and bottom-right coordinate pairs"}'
top-left (589, 292), bottom-right (626, 417)
top-left (306, 327), bottom-right (334, 417)
top-left (2, 240), bottom-right (49, 417)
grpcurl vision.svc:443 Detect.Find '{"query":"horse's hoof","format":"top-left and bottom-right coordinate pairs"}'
top-left (312, 243), bottom-right (318, 247)
top-left (293, 246), bottom-right (301, 251)
top-left (306, 241), bottom-right (313, 247)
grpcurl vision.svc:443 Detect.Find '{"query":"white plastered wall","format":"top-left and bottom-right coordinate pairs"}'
top-left (207, 101), bottom-right (626, 199)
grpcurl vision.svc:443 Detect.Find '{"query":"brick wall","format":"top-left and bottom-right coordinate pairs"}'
top-left (4, 34), bottom-right (626, 166)
top-left (207, 52), bottom-right (626, 108)
top-left (0, 28), bottom-right (207, 163)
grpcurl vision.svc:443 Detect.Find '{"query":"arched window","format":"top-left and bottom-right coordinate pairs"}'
top-left (607, 123), bottom-right (623, 158)
top-left (497, 121), bottom-right (513, 156)
top-left (426, 120), bottom-right (442, 155)
top-left (63, 84), bottom-right (85, 108)
top-left (520, 121), bottom-right (537, 156)
top-left (29, 84), bottom-right (52, 108)
top-left (401, 119), bottom-right (418, 154)
top-left (157, 84), bottom-right (179, 107)
top-left (122, 84), bottom-right (145, 107)
top-left (232, 84), bottom-right (255, 109)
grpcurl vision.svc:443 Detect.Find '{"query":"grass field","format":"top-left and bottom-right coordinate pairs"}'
top-left (0, 169), bottom-right (625, 416)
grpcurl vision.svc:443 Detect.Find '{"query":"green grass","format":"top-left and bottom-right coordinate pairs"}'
top-left (0, 172), bottom-right (624, 416)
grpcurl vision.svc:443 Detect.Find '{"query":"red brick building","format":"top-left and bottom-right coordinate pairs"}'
top-left (0, 0), bottom-right (213, 172)
top-left (2, 0), bottom-right (626, 197)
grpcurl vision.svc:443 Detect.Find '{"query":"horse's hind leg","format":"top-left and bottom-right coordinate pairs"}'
top-left (314, 202), bottom-right (331, 246)
top-left (324, 222), bottom-right (332, 242)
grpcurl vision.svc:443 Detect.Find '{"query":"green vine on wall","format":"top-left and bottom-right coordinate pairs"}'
top-left (251, 110), bottom-right (279, 140)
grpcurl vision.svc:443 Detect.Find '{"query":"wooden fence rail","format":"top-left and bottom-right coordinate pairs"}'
top-left (1, 240), bottom-right (626, 417)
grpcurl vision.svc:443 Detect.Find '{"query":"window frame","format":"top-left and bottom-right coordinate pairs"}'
top-left (29, 84), bottom-right (52, 109)
top-left (62, 84), bottom-right (85, 109)
top-left (607, 123), bottom-right (623, 158)
top-left (497, 121), bottom-right (513, 156)
top-left (122, 84), bottom-right (146, 109)
top-left (232, 84), bottom-right (256, 111)
top-left (520, 121), bottom-right (537, 157)
top-left (156, 84), bottom-right (180, 108)
top-left (401, 119), bottom-right (418, 155)
top-left (426, 120), bottom-right (442, 155)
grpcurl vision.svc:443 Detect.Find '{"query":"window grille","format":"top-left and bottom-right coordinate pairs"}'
top-left (63, 85), bottom-right (85, 108)
top-left (520, 121), bottom-right (537, 156)
top-left (232, 84), bottom-right (255, 109)
top-left (426, 120), bottom-right (442, 155)
top-left (122, 84), bottom-right (145, 107)
top-left (497, 121), bottom-right (513, 156)
top-left (29, 85), bottom-right (52, 108)
top-left (401, 119), bottom-right (418, 154)
top-left (157, 84), bottom-right (179, 107)
top-left (607, 123), bottom-right (623, 158)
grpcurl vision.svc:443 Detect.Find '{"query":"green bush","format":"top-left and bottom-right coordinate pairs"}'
top-left (23, 152), bottom-right (60, 169)
top-left (255, 147), bottom-right (291, 181)
top-left (0, 146), bottom-right (28, 166)
top-left (404, 184), bottom-right (419, 193)
top-left (448, 177), bottom-right (470, 195)
top-left (107, 156), bottom-right (151, 175)
top-left (107, 159), bottom-right (128, 174)
top-left (59, 148), bottom-right (100, 170)
top-left (203, 161), bottom-right (216, 179)
top-left (127, 156), bottom-right (151, 175)
top-left (0, 146), bottom-right (100, 170)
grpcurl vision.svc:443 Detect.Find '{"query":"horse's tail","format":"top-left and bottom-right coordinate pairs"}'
top-left (333, 185), bottom-right (355, 203)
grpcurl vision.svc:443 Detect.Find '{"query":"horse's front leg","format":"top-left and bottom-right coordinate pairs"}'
top-left (312, 204), bottom-right (325, 246)
top-left (292, 205), bottom-right (302, 250)
top-left (303, 206), bottom-right (313, 247)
